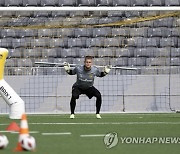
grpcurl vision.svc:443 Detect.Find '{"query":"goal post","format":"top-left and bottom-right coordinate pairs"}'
top-left (0, 7), bottom-right (180, 114)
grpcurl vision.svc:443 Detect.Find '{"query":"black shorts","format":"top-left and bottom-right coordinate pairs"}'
top-left (72, 86), bottom-right (101, 99)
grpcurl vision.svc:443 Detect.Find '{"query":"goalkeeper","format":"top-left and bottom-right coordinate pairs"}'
top-left (64, 56), bottom-right (111, 119)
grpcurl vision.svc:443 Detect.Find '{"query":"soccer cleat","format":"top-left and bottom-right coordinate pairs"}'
top-left (70, 114), bottom-right (75, 119)
top-left (96, 114), bottom-right (101, 119)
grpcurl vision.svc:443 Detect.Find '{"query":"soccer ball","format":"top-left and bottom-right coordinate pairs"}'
top-left (21, 136), bottom-right (36, 151)
top-left (0, 134), bottom-right (9, 149)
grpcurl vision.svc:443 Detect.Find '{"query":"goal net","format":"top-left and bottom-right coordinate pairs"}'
top-left (0, 9), bottom-right (180, 113)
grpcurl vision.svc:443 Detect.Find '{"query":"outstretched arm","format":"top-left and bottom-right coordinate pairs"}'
top-left (97, 65), bottom-right (112, 77)
top-left (64, 62), bottom-right (76, 75)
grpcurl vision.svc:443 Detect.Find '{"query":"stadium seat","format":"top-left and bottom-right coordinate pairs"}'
top-left (63, 17), bottom-right (82, 26)
top-left (170, 58), bottom-right (180, 66)
top-left (107, 11), bottom-right (124, 17)
top-left (38, 29), bottom-right (53, 37)
top-left (17, 59), bottom-right (33, 67)
top-left (110, 58), bottom-right (128, 66)
top-left (93, 58), bottom-right (108, 66)
top-left (134, 48), bottom-right (155, 57)
top-left (73, 58), bottom-right (84, 65)
top-left (160, 37), bottom-right (178, 47)
top-left (0, 29), bottom-right (16, 38)
top-left (51, 11), bottom-right (69, 17)
top-left (79, 48), bottom-right (97, 57)
top-left (132, 0), bottom-right (148, 6)
top-left (128, 57), bottom-right (146, 66)
top-left (96, 0), bottom-right (113, 6)
top-left (5, 58), bottom-right (17, 67)
top-left (171, 48), bottom-right (180, 57)
top-left (17, 29), bottom-right (38, 38)
top-left (165, 0), bottom-right (180, 6)
top-left (113, 0), bottom-right (131, 6)
top-left (12, 38), bottom-right (27, 48)
top-left (0, 0), bottom-right (4, 6)
top-left (92, 28), bottom-right (112, 37)
top-left (98, 17), bottom-right (113, 24)
top-left (86, 38), bottom-right (104, 47)
top-left (15, 11), bottom-right (33, 17)
top-left (146, 37), bottom-right (160, 47)
top-left (112, 28), bottom-right (129, 37)
top-left (104, 38), bottom-right (122, 47)
top-left (68, 38), bottom-right (86, 48)
top-left (77, 0), bottom-right (95, 6)
top-left (81, 18), bottom-right (99, 25)
top-left (23, 48), bottom-right (42, 58)
top-left (74, 28), bottom-right (93, 37)
top-left (13, 68), bottom-right (25, 75)
top-left (130, 28), bottom-right (148, 37)
top-left (58, 0), bottom-right (77, 6)
top-left (97, 48), bottom-right (114, 57)
top-left (54, 58), bottom-right (72, 64)
top-left (40, 0), bottom-right (58, 6)
top-left (0, 38), bottom-right (12, 48)
top-left (171, 28), bottom-right (180, 37)
top-left (30, 38), bottom-right (49, 47)
top-left (69, 11), bottom-right (89, 17)
top-left (147, 27), bottom-right (171, 37)
top-left (33, 11), bottom-right (50, 17)
top-left (49, 38), bottom-right (68, 48)
top-left (115, 48), bottom-right (134, 57)
top-left (153, 17), bottom-right (175, 28)
top-left (4, 0), bottom-right (23, 6)
top-left (153, 48), bottom-right (171, 57)
top-left (8, 48), bottom-right (22, 58)
top-left (0, 11), bottom-right (16, 17)
top-left (61, 48), bottom-right (79, 58)
top-left (146, 57), bottom-right (170, 66)
top-left (42, 48), bottom-right (58, 58)
top-left (23, 0), bottom-right (41, 6)
top-left (148, 0), bottom-right (164, 6)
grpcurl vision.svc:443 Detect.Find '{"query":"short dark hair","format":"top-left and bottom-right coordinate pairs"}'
top-left (85, 56), bottom-right (93, 61)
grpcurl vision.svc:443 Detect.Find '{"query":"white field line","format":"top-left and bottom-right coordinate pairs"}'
top-left (42, 132), bottom-right (71, 135)
top-left (80, 134), bottom-right (105, 137)
top-left (28, 122), bottom-right (180, 125)
top-left (10, 131), bottom-right (39, 134)
top-left (1, 122), bottom-right (180, 126)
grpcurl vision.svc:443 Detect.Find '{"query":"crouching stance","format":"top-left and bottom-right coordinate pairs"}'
top-left (64, 56), bottom-right (111, 119)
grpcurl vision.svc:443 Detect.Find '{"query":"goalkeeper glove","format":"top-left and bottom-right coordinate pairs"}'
top-left (63, 62), bottom-right (70, 72)
top-left (104, 65), bottom-right (112, 74)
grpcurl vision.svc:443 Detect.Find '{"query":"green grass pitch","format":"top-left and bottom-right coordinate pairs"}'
top-left (0, 113), bottom-right (180, 154)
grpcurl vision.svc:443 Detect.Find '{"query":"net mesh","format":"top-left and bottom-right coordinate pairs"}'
top-left (0, 10), bottom-right (180, 113)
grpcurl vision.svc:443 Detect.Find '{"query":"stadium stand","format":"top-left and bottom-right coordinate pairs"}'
top-left (0, 0), bottom-right (179, 6)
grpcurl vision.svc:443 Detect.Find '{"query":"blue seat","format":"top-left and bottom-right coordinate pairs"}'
top-left (97, 48), bottom-right (114, 57)
top-left (86, 38), bottom-right (104, 47)
top-left (61, 48), bottom-right (79, 58)
top-left (110, 58), bottom-right (128, 66)
top-left (0, 0), bottom-right (4, 6)
top-left (5, 0), bottom-right (22, 6)
top-left (30, 38), bottom-right (49, 48)
top-left (115, 48), bottom-right (134, 57)
top-left (148, 0), bottom-right (164, 6)
top-left (49, 38), bottom-right (68, 48)
top-left (79, 48), bottom-right (97, 57)
top-left (146, 58), bottom-right (170, 66)
top-left (93, 27), bottom-right (112, 37)
top-left (8, 48), bottom-right (22, 58)
top-left (74, 28), bottom-right (92, 37)
top-left (0, 29), bottom-right (16, 38)
top-left (170, 58), bottom-right (180, 66)
top-left (96, 0), bottom-right (113, 6)
top-left (40, 0), bottom-right (58, 6)
top-left (12, 38), bottom-right (27, 48)
top-left (132, 0), bottom-right (148, 6)
top-left (68, 38), bottom-right (86, 48)
top-left (58, 0), bottom-right (77, 6)
top-left (5, 58), bottom-right (17, 67)
top-left (113, 0), bottom-right (131, 6)
top-left (128, 57), bottom-right (146, 66)
top-left (112, 28), bottom-right (129, 37)
top-left (104, 38), bottom-right (121, 47)
top-left (23, 0), bottom-right (41, 6)
top-left (171, 48), bottom-right (180, 57)
top-left (23, 48), bottom-right (42, 58)
top-left (165, 0), bottom-right (180, 6)
top-left (130, 28), bottom-right (148, 37)
top-left (160, 37), bottom-right (178, 47)
top-left (42, 48), bottom-right (58, 58)
top-left (77, 0), bottom-right (95, 6)
top-left (17, 58), bottom-right (33, 67)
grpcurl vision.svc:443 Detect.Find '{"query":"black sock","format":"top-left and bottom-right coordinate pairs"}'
top-left (96, 96), bottom-right (102, 114)
top-left (70, 97), bottom-right (76, 114)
